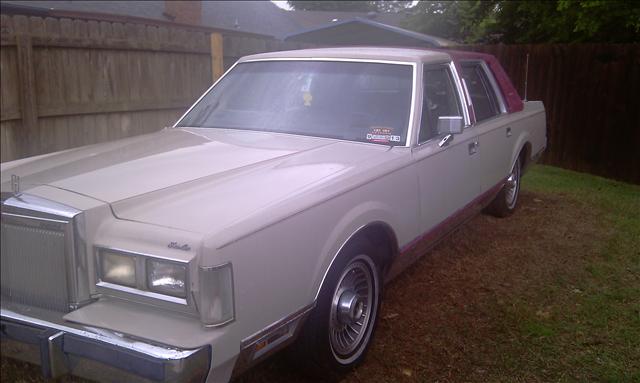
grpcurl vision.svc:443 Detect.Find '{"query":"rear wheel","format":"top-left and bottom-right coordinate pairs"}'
top-left (293, 239), bottom-right (382, 379)
top-left (486, 157), bottom-right (521, 217)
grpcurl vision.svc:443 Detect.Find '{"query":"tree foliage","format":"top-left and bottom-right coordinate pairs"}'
top-left (375, 1), bottom-right (415, 13)
top-left (287, 1), bottom-right (413, 13)
top-left (402, 0), bottom-right (640, 43)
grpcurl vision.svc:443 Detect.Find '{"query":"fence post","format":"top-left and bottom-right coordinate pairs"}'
top-left (210, 32), bottom-right (224, 82)
top-left (15, 34), bottom-right (38, 157)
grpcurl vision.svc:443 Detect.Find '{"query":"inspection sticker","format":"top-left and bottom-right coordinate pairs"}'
top-left (366, 127), bottom-right (401, 143)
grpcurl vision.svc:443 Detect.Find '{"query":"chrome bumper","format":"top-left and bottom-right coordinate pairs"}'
top-left (0, 309), bottom-right (211, 382)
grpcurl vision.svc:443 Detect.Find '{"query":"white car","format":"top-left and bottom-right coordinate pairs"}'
top-left (1, 47), bottom-right (546, 382)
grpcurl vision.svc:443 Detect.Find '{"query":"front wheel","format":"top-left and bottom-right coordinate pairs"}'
top-left (486, 157), bottom-right (521, 217)
top-left (292, 239), bottom-right (382, 378)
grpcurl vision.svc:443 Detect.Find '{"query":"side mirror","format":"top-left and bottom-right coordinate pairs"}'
top-left (437, 116), bottom-right (464, 135)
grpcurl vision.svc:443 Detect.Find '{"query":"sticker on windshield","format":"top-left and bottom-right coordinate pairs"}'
top-left (366, 127), bottom-right (401, 144)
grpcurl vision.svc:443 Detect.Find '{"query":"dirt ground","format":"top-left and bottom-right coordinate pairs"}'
top-left (2, 167), bottom-right (638, 382)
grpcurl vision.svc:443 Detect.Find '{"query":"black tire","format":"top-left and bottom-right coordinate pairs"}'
top-left (291, 238), bottom-right (383, 380)
top-left (486, 157), bottom-right (521, 217)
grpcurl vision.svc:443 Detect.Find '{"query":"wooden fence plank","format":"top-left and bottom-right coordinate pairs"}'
top-left (0, 35), bottom-right (210, 55)
top-left (35, 99), bottom-right (196, 119)
top-left (0, 14), bottom-right (14, 35)
top-left (15, 34), bottom-right (38, 157)
top-left (0, 46), bottom-right (20, 119)
top-left (210, 33), bottom-right (223, 81)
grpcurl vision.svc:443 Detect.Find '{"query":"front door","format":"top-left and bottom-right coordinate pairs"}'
top-left (413, 64), bottom-right (480, 236)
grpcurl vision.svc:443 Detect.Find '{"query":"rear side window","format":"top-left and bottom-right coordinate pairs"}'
top-left (460, 63), bottom-right (500, 122)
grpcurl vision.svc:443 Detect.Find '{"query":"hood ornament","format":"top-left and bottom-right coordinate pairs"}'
top-left (10, 174), bottom-right (21, 196)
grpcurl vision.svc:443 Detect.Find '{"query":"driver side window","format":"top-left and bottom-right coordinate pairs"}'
top-left (419, 66), bottom-right (462, 144)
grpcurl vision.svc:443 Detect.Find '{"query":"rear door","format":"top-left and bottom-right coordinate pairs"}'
top-left (412, 63), bottom-right (480, 235)
top-left (459, 61), bottom-right (513, 192)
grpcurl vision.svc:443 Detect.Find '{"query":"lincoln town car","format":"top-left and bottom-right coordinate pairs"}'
top-left (1, 47), bottom-right (546, 382)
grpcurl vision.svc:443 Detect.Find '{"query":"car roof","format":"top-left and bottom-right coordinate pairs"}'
top-left (239, 46), bottom-right (451, 64)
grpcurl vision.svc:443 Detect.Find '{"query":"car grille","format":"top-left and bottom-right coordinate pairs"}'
top-left (1, 220), bottom-right (70, 311)
top-left (1, 195), bottom-right (85, 313)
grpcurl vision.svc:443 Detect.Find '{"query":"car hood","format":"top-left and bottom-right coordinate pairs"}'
top-left (1, 128), bottom-right (395, 234)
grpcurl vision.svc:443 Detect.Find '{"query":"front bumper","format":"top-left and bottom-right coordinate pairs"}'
top-left (0, 308), bottom-right (211, 382)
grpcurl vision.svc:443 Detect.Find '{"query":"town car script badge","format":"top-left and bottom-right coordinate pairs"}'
top-left (168, 241), bottom-right (191, 251)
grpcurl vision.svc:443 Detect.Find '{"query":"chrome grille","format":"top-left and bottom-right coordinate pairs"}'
top-left (1, 220), bottom-right (69, 311)
top-left (1, 194), bottom-right (88, 313)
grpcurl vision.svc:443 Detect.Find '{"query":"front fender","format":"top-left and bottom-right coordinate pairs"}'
top-left (311, 200), bottom-right (400, 301)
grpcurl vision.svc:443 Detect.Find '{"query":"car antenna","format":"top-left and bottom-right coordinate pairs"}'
top-left (523, 52), bottom-right (529, 102)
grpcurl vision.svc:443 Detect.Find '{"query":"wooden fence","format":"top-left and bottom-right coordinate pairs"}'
top-left (0, 14), bottom-right (310, 163)
top-left (1, 13), bottom-right (638, 184)
top-left (457, 44), bottom-right (640, 184)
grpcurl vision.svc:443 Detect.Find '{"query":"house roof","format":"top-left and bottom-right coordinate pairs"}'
top-left (284, 17), bottom-right (457, 47)
top-left (1, 1), bottom-right (413, 40)
top-left (285, 9), bottom-right (406, 30)
top-left (3, 1), bottom-right (168, 21)
top-left (0, 0), bottom-right (276, 37)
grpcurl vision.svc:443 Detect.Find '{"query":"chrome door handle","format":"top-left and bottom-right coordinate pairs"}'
top-left (438, 134), bottom-right (453, 147)
top-left (468, 141), bottom-right (478, 155)
top-left (506, 127), bottom-right (512, 137)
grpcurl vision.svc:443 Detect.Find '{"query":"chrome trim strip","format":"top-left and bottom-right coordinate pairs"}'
top-left (45, 331), bottom-right (67, 378)
top-left (1, 194), bottom-right (81, 219)
top-left (459, 60), bottom-right (507, 124)
top-left (174, 57), bottom-right (418, 148)
top-left (173, 61), bottom-right (240, 128)
top-left (480, 60), bottom-right (507, 114)
top-left (449, 61), bottom-right (471, 126)
top-left (313, 223), bottom-right (368, 302)
top-left (406, 61), bottom-right (418, 147)
top-left (233, 302), bottom-right (315, 378)
top-left (241, 57), bottom-right (417, 65)
top-left (201, 316), bottom-right (234, 328)
top-left (1, 308), bottom-right (202, 360)
top-left (183, 126), bottom-right (401, 150)
top-left (1, 213), bottom-right (69, 226)
top-left (95, 246), bottom-right (191, 264)
top-left (93, 246), bottom-right (195, 313)
top-left (96, 282), bottom-right (188, 305)
top-left (415, 61), bottom-right (469, 147)
top-left (312, 221), bottom-right (400, 303)
top-left (461, 78), bottom-right (472, 108)
top-left (240, 302), bottom-right (316, 348)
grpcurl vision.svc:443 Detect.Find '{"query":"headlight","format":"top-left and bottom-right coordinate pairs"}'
top-left (199, 263), bottom-right (234, 326)
top-left (146, 259), bottom-right (187, 298)
top-left (99, 250), bottom-right (136, 287)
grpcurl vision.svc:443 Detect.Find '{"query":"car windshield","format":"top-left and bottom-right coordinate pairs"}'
top-left (177, 60), bottom-right (414, 146)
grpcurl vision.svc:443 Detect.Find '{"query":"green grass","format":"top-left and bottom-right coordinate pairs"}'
top-left (507, 165), bottom-right (640, 382)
